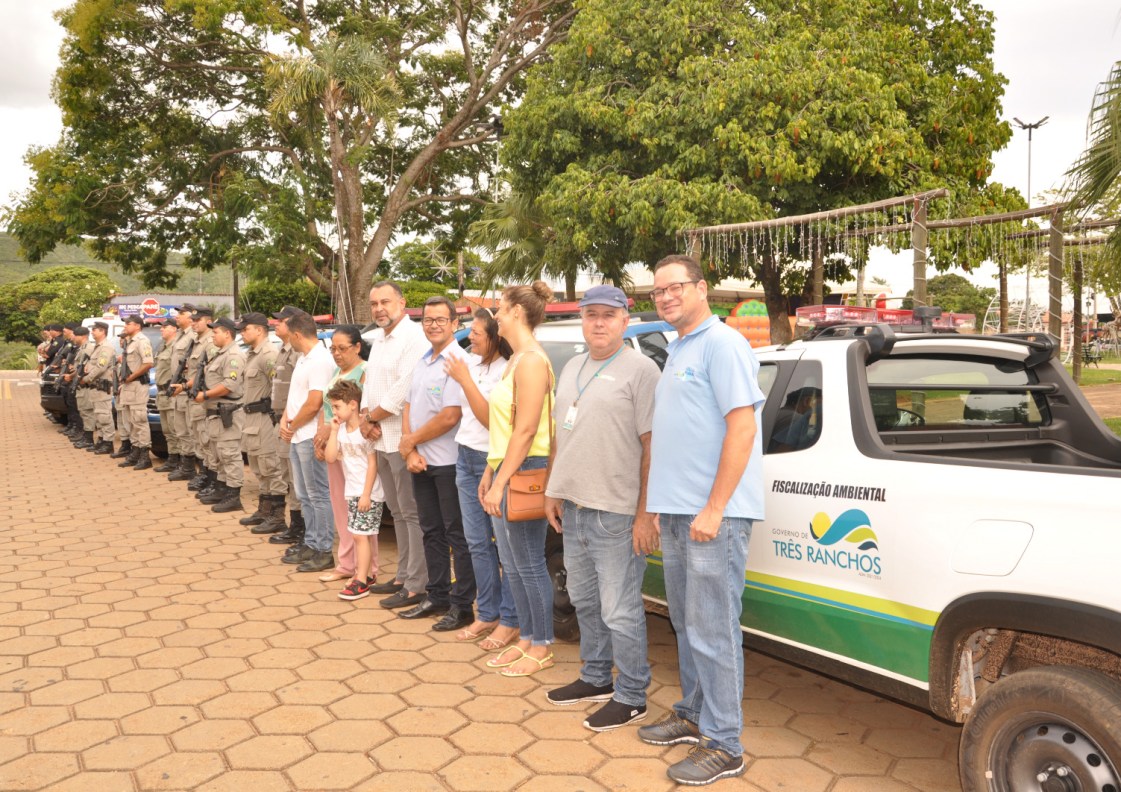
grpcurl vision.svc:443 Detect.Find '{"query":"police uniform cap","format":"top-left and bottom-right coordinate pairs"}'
top-left (124, 314), bottom-right (144, 326)
top-left (177, 303), bottom-right (197, 314)
top-left (160, 317), bottom-right (177, 327)
top-left (45, 323), bottom-right (64, 332)
top-left (208, 316), bottom-right (238, 333)
top-left (64, 322), bottom-right (81, 331)
top-left (92, 321), bottom-right (109, 332)
top-left (192, 307), bottom-right (214, 319)
top-left (236, 312), bottom-right (269, 330)
top-left (73, 326), bottom-right (90, 336)
top-left (272, 305), bottom-right (308, 320)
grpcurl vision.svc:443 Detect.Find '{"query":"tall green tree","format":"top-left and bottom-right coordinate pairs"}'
top-left (501, 0), bottom-right (1015, 340)
top-left (7, 0), bottom-right (575, 322)
top-left (0, 266), bottom-right (116, 342)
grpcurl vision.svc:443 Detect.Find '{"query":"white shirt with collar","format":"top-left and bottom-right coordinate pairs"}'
top-left (363, 317), bottom-right (429, 453)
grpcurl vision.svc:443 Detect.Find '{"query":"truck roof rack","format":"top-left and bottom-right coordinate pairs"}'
top-left (805, 324), bottom-right (1059, 368)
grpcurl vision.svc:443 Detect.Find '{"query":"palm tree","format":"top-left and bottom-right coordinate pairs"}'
top-left (1066, 62), bottom-right (1121, 212)
top-left (265, 34), bottom-right (400, 320)
top-left (470, 192), bottom-right (578, 299)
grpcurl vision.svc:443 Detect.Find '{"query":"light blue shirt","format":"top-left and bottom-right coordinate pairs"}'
top-left (406, 342), bottom-right (467, 467)
top-left (648, 315), bottom-right (766, 520)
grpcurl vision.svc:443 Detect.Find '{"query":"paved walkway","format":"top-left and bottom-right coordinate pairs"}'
top-left (0, 371), bottom-right (962, 791)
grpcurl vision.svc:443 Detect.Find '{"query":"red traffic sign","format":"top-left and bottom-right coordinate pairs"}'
top-left (141, 298), bottom-right (161, 316)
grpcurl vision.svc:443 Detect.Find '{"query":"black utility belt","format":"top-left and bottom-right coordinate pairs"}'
top-left (205, 402), bottom-right (242, 416)
top-left (243, 398), bottom-right (272, 415)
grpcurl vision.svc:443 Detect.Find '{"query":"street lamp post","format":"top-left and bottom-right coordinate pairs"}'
top-left (1013, 116), bottom-right (1049, 315)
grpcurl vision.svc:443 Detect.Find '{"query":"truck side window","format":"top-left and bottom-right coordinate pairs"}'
top-left (767, 362), bottom-right (823, 454)
top-left (635, 331), bottom-right (669, 370)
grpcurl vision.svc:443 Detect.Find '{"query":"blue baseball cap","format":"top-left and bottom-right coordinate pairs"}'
top-left (579, 285), bottom-right (628, 309)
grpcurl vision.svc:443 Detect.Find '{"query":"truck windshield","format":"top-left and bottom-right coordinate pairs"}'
top-left (865, 355), bottom-right (1050, 431)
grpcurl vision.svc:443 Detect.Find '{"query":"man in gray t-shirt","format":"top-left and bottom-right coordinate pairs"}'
top-left (544, 285), bottom-right (660, 733)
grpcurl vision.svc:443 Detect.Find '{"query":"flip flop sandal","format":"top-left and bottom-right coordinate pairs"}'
top-left (479, 632), bottom-right (518, 652)
top-left (485, 646), bottom-right (527, 669)
top-left (500, 652), bottom-right (555, 678)
top-left (455, 624), bottom-right (496, 643)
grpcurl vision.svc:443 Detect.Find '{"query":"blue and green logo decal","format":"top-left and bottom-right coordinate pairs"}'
top-left (810, 509), bottom-right (878, 551)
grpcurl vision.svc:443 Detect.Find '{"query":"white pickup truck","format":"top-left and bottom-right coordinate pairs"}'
top-left (641, 323), bottom-right (1121, 792)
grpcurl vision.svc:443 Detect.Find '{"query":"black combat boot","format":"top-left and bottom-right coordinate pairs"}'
top-left (74, 431), bottom-right (95, 450)
top-left (118, 446), bottom-right (142, 467)
top-left (93, 440), bottom-right (114, 455)
top-left (132, 448), bottom-right (153, 471)
top-left (239, 495), bottom-right (267, 526)
top-left (251, 496), bottom-right (287, 534)
top-left (187, 466), bottom-right (211, 491)
top-left (168, 455), bottom-right (197, 482)
top-left (212, 486), bottom-right (243, 513)
top-left (271, 510), bottom-right (305, 545)
top-left (195, 471), bottom-right (219, 499)
top-left (109, 440), bottom-right (133, 459)
top-left (200, 481), bottom-right (229, 505)
top-left (155, 453), bottom-right (180, 473)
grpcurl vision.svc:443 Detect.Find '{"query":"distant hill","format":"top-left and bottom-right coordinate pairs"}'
top-left (0, 233), bottom-right (232, 294)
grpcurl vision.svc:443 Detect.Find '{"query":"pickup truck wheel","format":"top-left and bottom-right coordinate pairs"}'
top-left (959, 666), bottom-right (1121, 792)
top-left (545, 529), bottom-right (579, 642)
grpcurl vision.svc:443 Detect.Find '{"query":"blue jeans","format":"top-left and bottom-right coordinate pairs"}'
top-left (289, 439), bottom-right (334, 553)
top-left (659, 513), bottom-right (751, 757)
top-left (457, 446), bottom-right (516, 626)
top-left (563, 503), bottom-right (650, 707)
top-left (491, 456), bottom-right (553, 646)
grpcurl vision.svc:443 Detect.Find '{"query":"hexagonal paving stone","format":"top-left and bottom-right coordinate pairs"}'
top-left (82, 735), bottom-right (171, 770)
top-left (135, 751), bottom-right (225, 791)
top-left (226, 735), bottom-right (313, 770)
top-left (150, 679), bottom-right (226, 706)
top-left (328, 692), bottom-right (407, 721)
top-left (252, 704), bottom-right (333, 735)
top-left (352, 770), bottom-right (447, 792)
top-left (194, 770), bottom-right (292, 792)
top-left (521, 739), bottom-right (607, 774)
top-left (0, 705), bottom-right (70, 735)
top-left (225, 668), bottom-right (298, 692)
top-left (107, 669), bottom-right (180, 693)
top-left (387, 706), bottom-right (468, 737)
top-left (891, 757), bottom-right (961, 792)
top-left (345, 670), bottom-right (417, 694)
top-left (0, 752), bottom-right (80, 791)
top-left (74, 692), bottom-right (152, 719)
top-left (747, 757), bottom-right (834, 792)
top-left (37, 769), bottom-right (137, 792)
top-left (593, 757), bottom-right (676, 792)
top-left (171, 719), bottom-right (255, 751)
top-left (741, 726), bottom-right (812, 757)
top-left (28, 679), bottom-right (104, 706)
top-left (372, 736), bottom-right (458, 772)
top-left (286, 751), bottom-right (377, 789)
top-left (34, 719), bottom-right (117, 752)
top-left (515, 775), bottom-right (610, 792)
top-left (440, 754), bottom-right (530, 792)
top-left (806, 740), bottom-right (893, 776)
top-left (179, 657), bottom-right (248, 680)
top-left (457, 694), bottom-right (538, 724)
top-left (866, 726), bottom-right (956, 759)
top-left (307, 720), bottom-right (394, 753)
top-left (448, 722), bottom-right (534, 755)
top-left (276, 680), bottom-right (351, 705)
top-left (120, 705), bottom-right (200, 735)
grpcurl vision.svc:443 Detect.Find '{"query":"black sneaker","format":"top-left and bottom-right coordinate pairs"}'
top-left (546, 679), bottom-right (615, 706)
top-left (338, 579), bottom-right (371, 601)
top-left (583, 699), bottom-right (646, 732)
top-left (637, 711), bottom-right (701, 746)
top-left (666, 739), bottom-right (745, 786)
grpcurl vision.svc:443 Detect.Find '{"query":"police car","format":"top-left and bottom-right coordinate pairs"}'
top-left (639, 314), bottom-right (1121, 792)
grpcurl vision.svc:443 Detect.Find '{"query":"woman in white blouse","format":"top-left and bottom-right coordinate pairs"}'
top-left (445, 309), bottom-right (517, 649)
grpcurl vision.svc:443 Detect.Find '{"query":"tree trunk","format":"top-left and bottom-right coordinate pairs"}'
top-left (1072, 256), bottom-right (1084, 385)
top-left (998, 262), bottom-right (1008, 333)
top-left (565, 270), bottom-right (576, 301)
top-left (758, 252), bottom-right (793, 345)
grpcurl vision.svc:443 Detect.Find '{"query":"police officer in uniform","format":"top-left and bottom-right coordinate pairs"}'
top-left (68, 326), bottom-right (94, 448)
top-left (116, 315), bottom-right (155, 470)
top-left (268, 306), bottom-right (309, 547)
top-left (167, 305), bottom-right (200, 481)
top-left (153, 318), bottom-right (180, 471)
top-left (57, 324), bottom-right (83, 439)
top-left (196, 317), bottom-right (246, 512)
top-left (110, 328), bottom-right (134, 459)
top-left (80, 321), bottom-right (117, 454)
top-left (184, 309), bottom-right (218, 493)
top-left (236, 313), bottom-right (288, 533)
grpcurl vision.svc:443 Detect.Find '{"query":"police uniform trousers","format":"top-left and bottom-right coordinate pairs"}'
top-left (276, 420), bottom-right (300, 512)
top-left (243, 411), bottom-right (286, 496)
top-left (189, 400), bottom-right (215, 470)
top-left (119, 380), bottom-right (150, 447)
top-left (91, 390), bottom-right (115, 440)
top-left (207, 405), bottom-right (244, 487)
top-left (171, 393), bottom-right (194, 457)
top-left (155, 391), bottom-right (179, 455)
top-left (77, 387), bottom-right (94, 431)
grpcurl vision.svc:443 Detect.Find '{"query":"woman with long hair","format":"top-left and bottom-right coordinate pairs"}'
top-left (445, 308), bottom-right (517, 649)
top-left (316, 325), bottom-right (375, 586)
top-left (480, 282), bottom-right (556, 677)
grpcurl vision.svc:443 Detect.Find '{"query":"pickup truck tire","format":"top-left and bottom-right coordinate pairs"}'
top-left (959, 665), bottom-right (1121, 792)
top-left (545, 530), bottom-right (579, 642)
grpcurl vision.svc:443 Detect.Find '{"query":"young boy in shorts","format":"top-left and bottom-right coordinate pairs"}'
top-left (324, 379), bottom-right (384, 601)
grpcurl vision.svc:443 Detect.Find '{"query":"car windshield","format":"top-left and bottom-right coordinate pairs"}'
top-left (540, 340), bottom-right (587, 374)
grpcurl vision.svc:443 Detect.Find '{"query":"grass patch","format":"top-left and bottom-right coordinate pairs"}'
top-left (0, 341), bottom-right (36, 370)
top-left (1067, 366), bottom-right (1121, 387)
top-left (1104, 417), bottom-right (1121, 436)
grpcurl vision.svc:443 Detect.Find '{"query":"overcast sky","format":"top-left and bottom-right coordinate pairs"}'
top-left (1, 1), bottom-right (1118, 299)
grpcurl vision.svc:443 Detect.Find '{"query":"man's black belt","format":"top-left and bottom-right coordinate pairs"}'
top-left (243, 398), bottom-right (272, 415)
top-left (205, 402), bottom-right (243, 416)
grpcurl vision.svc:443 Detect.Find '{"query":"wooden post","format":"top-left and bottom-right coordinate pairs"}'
top-left (232, 262), bottom-right (239, 320)
top-left (911, 199), bottom-right (928, 308)
top-left (811, 243), bottom-right (824, 306)
top-left (998, 263), bottom-right (1008, 333)
top-left (457, 251), bottom-right (465, 297)
top-left (1073, 253), bottom-right (1083, 384)
top-left (1048, 209), bottom-right (1064, 339)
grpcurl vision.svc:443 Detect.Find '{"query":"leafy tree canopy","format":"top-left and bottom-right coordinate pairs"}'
top-left (0, 265), bottom-right (117, 342)
top-left (239, 279), bottom-right (330, 318)
top-left (501, 0), bottom-right (1018, 338)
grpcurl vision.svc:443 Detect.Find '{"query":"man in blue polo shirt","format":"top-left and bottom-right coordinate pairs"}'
top-left (398, 296), bottom-right (477, 632)
top-left (640, 254), bottom-right (765, 786)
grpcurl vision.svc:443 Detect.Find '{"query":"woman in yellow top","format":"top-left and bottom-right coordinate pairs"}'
top-left (479, 282), bottom-right (556, 677)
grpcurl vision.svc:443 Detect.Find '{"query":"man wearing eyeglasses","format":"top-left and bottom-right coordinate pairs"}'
top-left (639, 254), bottom-right (765, 786)
top-left (396, 296), bottom-right (476, 630)
top-left (360, 281), bottom-right (431, 610)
